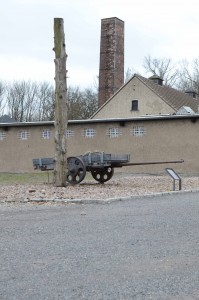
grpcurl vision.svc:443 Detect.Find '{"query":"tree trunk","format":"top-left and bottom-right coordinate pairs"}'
top-left (53, 18), bottom-right (68, 187)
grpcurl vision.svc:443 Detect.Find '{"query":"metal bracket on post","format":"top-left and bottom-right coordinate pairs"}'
top-left (165, 168), bottom-right (182, 191)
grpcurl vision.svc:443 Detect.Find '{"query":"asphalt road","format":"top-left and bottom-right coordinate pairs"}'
top-left (0, 192), bottom-right (199, 300)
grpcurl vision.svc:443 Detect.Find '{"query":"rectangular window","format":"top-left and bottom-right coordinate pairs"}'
top-left (83, 128), bottom-right (96, 138)
top-left (107, 127), bottom-right (121, 138)
top-left (0, 131), bottom-right (6, 140)
top-left (42, 129), bottom-right (51, 139)
top-left (18, 131), bottom-right (30, 140)
top-left (131, 100), bottom-right (138, 111)
top-left (66, 129), bottom-right (74, 138)
top-left (131, 126), bottom-right (146, 137)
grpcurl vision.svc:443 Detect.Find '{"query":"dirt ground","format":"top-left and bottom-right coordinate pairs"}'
top-left (0, 173), bottom-right (199, 203)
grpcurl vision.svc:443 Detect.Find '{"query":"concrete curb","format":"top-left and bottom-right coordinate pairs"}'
top-left (24, 188), bottom-right (199, 205)
top-left (1, 189), bottom-right (199, 205)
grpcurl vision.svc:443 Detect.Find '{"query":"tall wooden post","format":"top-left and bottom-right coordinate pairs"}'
top-left (53, 18), bottom-right (68, 187)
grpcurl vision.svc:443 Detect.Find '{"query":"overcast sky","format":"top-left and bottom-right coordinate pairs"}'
top-left (1, 0), bottom-right (199, 89)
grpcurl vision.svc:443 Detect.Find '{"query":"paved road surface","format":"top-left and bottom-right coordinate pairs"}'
top-left (0, 192), bottom-right (199, 299)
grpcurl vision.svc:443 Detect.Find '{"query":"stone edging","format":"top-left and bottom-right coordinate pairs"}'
top-left (8, 188), bottom-right (198, 205)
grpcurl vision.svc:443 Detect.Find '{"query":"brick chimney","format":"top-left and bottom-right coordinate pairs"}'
top-left (98, 17), bottom-right (124, 108)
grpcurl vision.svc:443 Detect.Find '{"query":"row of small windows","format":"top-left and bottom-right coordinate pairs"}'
top-left (81, 127), bottom-right (146, 138)
top-left (63, 127), bottom-right (145, 138)
top-left (0, 127), bottom-right (146, 141)
top-left (0, 130), bottom-right (52, 141)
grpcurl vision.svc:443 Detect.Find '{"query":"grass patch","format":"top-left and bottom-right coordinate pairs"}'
top-left (0, 172), bottom-right (54, 185)
top-left (0, 171), bottom-right (96, 185)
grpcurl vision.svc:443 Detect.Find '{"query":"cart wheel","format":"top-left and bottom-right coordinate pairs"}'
top-left (91, 167), bottom-right (114, 183)
top-left (66, 157), bottom-right (86, 185)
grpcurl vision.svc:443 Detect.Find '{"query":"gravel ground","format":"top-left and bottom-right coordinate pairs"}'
top-left (1, 192), bottom-right (199, 299)
top-left (0, 173), bottom-right (199, 203)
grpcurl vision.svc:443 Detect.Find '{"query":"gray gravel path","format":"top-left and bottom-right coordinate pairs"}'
top-left (0, 192), bottom-right (199, 299)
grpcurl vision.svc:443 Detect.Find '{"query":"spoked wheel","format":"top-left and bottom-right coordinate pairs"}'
top-left (66, 157), bottom-right (86, 185)
top-left (91, 167), bottom-right (114, 184)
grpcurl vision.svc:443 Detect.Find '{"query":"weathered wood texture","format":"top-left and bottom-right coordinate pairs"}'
top-left (53, 18), bottom-right (68, 187)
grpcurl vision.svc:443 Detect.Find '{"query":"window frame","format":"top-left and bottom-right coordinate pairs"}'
top-left (107, 127), bottom-right (120, 138)
top-left (83, 128), bottom-right (96, 138)
top-left (131, 100), bottom-right (139, 111)
top-left (0, 131), bottom-right (6, 140)
top-left (66, 129), bottom-right (74, 138)
top-left (131, 126), bottom-right (146, 137)
top-left (41, 129), bottom-right (51, 140)
top-left (18, 130), bottom-right (30, 140)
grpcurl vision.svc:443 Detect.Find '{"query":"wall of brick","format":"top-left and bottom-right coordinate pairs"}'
top-left (98, 17), bottom-right (124, 108)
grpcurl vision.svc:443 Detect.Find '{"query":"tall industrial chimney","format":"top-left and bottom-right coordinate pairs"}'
top-left (98, 17), bottom-right (124, 108)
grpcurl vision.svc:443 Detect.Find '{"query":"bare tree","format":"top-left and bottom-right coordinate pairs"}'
top-left (6, 81), bottom-right (41, 122)
top-left (34, 82), bottom-right (55, 121)
top-left (4, 80), bottom-right (98, 122)
top-left (67, 86), bottom-right (82, 120)
top-left (5, 81), bottom-right (55, 122)
top-left (67, 86), bottom-right (97, 120)
top-left (6, 81), bottom-right (27, 121)
top-left (23, 81), bottom-right (38, 121)
top-left (124, 67), bottom-right (136, 83)
top-left (0, 81), bottom-right (5, 115)
top-left (143, 55), bottom-right (179, 87)
top-left (177, 58), bottom-right (199, 94)
top-left (81, 87), bottom-right (98, 118)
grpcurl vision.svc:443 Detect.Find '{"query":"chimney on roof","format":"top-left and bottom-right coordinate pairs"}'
top-left (185, 90), bottom-right (197, 99)
top-left (149, 75), bottom-right (163, 86)
top-left (98, 17), bottom-right (124, 108)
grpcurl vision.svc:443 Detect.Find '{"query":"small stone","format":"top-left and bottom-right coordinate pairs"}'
top-left (80, 211), bottom-right (86, 215)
